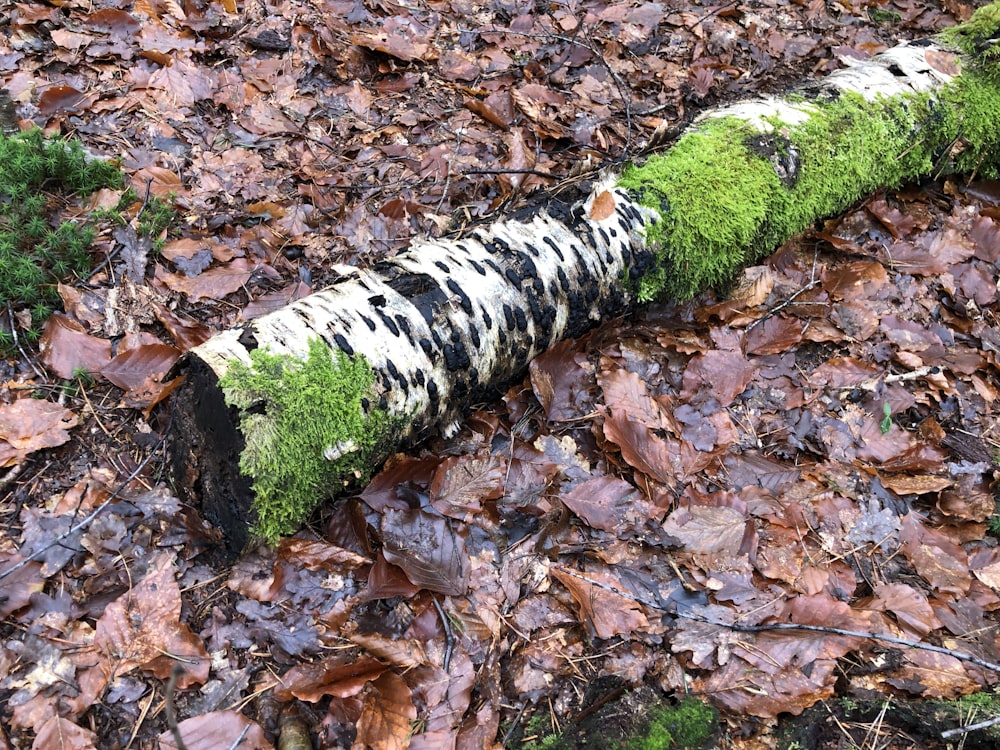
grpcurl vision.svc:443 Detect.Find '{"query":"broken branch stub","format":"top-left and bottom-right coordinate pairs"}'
top-left (170, 4), bottom-right (1000, 547)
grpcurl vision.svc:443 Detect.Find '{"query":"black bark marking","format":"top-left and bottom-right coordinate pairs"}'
top-left (505, 268), bottom-right (523, 286)
top-left (469, 259), bottom-right (487, 275)
top-left (369, 294), bottom-right (387, 307)
top-left (557, 267), bottom-right (571, 293)
top-left (359, 314), bottom-right (377, 332)
top-left (502, 304), bottom-right (515, 330)
top-left (525, 242), bottom-right (541, 257)
top-left (470, 325), bottom-right (481, 349)
top-left (333, 333), bottom-right (354, 356)
top-left (383, 271), bottom-right (450, 326)
top-left (481, 307), bottom-right (493, 329)
top-left (445, 278), bottom-right (474, 314)
top-left (513, 307), bottom-right (528, 332)
top-left (376, 310), bottom-right (400, 336)
top-left (434, 260), bottom-right (451, 273)
top-left (542, 235), bottom-right (565, 261)
top-left (419, 337), bottom-right (436, 362)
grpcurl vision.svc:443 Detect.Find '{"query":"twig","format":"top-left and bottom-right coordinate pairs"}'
top-left (941, 713), bottom-right (1000, 740)
top-left (676, 611), bottom-right (1000, 674)
top-left (745, 278), bottom-right (822, 332)
top-left (463, 167), bottom-right (557, 179)
top-left (228, 724), bottom-right (251, 750)
top-left (166, 664), bottom-right (189, 750)
top-left (0, 439), bottom-right (163, 581)
top-left (433, 597), bottom-right (456, 673)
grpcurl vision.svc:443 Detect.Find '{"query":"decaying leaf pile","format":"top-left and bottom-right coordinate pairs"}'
top-left (1, 0), bottom-right (999, 747)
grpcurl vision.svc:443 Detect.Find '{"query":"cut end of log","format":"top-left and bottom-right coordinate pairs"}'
top-left (170, 354), bottom-right (256, 551)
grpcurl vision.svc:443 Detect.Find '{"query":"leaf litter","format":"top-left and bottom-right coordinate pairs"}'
top-left (2, 0), bottom-right (999, 748)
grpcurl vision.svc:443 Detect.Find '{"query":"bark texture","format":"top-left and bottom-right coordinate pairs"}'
top-left (170, 5), bottom-right (1000, 546)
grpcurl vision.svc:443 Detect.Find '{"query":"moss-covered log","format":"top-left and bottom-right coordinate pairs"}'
top-left (170, 4), bottom-right (1000, 547)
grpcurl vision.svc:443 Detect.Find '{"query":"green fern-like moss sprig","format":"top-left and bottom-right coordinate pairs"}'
top-left (0, 129), bottom-right (123, 350)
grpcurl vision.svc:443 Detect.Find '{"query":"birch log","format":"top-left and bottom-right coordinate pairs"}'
top-left (170, 4), bottom-right (1000, 547)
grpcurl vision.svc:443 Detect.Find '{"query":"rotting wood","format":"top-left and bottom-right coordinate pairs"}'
top-left (170, 4), bottom-right (1000, 547)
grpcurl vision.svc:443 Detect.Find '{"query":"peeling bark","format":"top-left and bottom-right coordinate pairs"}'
top-left (170, 6), bottom-right (1000, 546)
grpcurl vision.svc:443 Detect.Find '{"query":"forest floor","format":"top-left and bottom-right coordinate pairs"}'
top-left (2, 0), bottom-right (1000, 748)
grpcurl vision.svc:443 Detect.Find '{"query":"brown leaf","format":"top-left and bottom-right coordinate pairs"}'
top-left (661, 499), bottom-right (753, 557)
top-left (0, 553), bottom-right (45, 618)
top-left (156, 257), bottom-right (255, 301)
top-left (878, 474), bottom-right (953, 496)
top-left (529, 336), bottom-right (594, 421)
top-left (551, 565), bottom-right (649, 639)
top-left (94, 554), bottom-right (210, 687)
top-left (100, 343), bottom-right (180, 392)
top-left (38, 85), bottom-right (88, 115)
top-left (680, 350), bottom-right (757, 406)
top-left (589, 190), bottom-right (616, 221)
top-left (39, 313), bottom-right (112, 380)
top-left (429, 454), bottom-right (505, 520)
top-left (872, 583), bottom-right (942, 637)
top-left (32, 716), bottom-right (98, 750)
top-left (602, 411), bottom-right (683, 486)
top-left (899, 513), bottom-right (971, 597)
top-left (0, 399), bottom-right (78, 468)
top-left (158, 711), bottom-right (272, 750)
top-left (559, 475), bottom-right (660, 535)
top-left (354, 671), bottom-right (417, 750)
top-left (380, 508), bottom-right (470, 596)
top-left (274, 656), bottom-right (386, 703)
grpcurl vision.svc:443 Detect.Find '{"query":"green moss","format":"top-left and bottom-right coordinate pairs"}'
top-left (868, 8), bottom-right (902, 25)
top-left (619, 3), bottom-right (1000, 300)
top-left (219, 337), bottom-right (399, 543)
top-left (624, 698), bottom-right (718, 750)
top-left (0, 129), bottom-right (123, 348)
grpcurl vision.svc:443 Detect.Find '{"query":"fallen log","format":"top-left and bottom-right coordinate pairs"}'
top-left (170, 5), bottom-right (1000, 547)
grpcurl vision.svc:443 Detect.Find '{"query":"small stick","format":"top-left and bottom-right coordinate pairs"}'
top-left (745, 279), bottom-right (822, 332)
top-left (941, 713), bottom-right (1000, 739)
top-left (166, 664), bottom-right (189, 750)
top-left (432, 597), bottom-right (456, 673)
top-left (0, 437), bottom-right (163, 580)
top-left (677, 611), bottom-right (1000, 675)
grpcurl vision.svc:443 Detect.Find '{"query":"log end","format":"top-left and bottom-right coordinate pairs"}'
top-left (170, 354), bottom-right (255, 551)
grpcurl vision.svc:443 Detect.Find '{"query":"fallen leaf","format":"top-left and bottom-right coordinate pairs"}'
top-left (380, 508), bottom-right (470, 596)
top-left (354, 671), bottom-right (417, 750)
top-left (38, 313), bottom-right (112, 379)
top-left (158, 711), bottom-right (272, 750)
top-left (551, 565), bottom-right (649, 639)
top-left (273, 656), bottom-right (386, 702)
top-left (0, 399), bottom-right (79, 468)
top-left (94, 553), bottom-right (210, 687)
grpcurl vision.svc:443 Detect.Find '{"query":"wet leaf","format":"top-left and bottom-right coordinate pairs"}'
top-left (273, 655), bottom-right (386, 702)
top-left (380, 508), bottom-right (470, 596)
top-left (38, 313), bottom-right (112, 380)
top-left (158, 711), bottom-right (272, 750)
top-left (429, 453), bottom-right (505, 520)
top-left (0, 399), bottom-right (78, 468)
top-left (100, 342), bottom-right (180, 392)
top-left (550, 566), bottom-right (649, 639)
top-left (354, 671), bottom-right (417, 750)
top-left (94, 553), bottom-right (210, 687)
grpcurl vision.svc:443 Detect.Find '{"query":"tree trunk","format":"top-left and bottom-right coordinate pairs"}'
top-left (170, 5), bottom-right (1000, 547)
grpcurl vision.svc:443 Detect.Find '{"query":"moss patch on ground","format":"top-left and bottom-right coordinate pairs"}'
top-left (511, 689), bottom-right (718, 750)
top-left (219, 337), bottom-right (399, 543)
top-left (619, 1), bottom-right (1000, 300)
top-left (0, 129), bottom-right (123, 350)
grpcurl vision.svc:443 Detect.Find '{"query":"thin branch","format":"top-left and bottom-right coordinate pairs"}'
top-left (433, 597), bottom-right (456, 673)
top-left (941, 713), bottom-right (1000, 740)
top-left (165, 664), bottom-right (189, 750)
top-left (0, 438), bottom-right (163, 581)
top-left (676, 611), bottom-right (1000, 675)
top-left (745, 279), bottom-right (822, 332)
